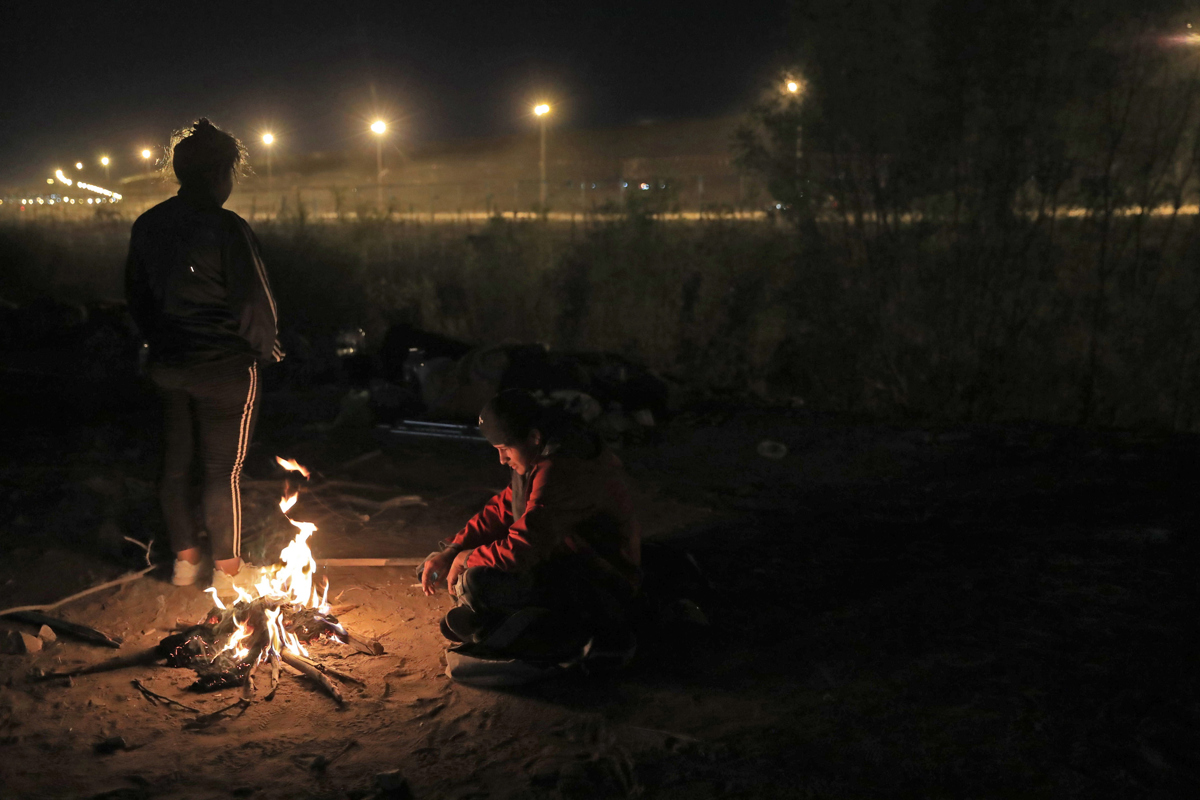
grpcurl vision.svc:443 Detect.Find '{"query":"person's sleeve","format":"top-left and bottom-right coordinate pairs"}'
top-left (446, 487), bottom-right (515, 553)
top-left (225, 216), bottom-right (283, 362)
top-left (123, 223), bottom-right (156, 341)
top-left (466, 463), bottom-right (565, 571)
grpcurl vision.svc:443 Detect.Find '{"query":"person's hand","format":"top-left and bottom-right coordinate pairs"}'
top-left (446, 550), bottom-right (472, 597)
top-left (421, 551), bottom-right (455, 596)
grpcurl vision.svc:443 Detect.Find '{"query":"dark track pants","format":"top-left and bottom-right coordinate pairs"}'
top-left (458, 561), bottom-right (632, 628)
top-left (149, 355), bottom-right (261, 561)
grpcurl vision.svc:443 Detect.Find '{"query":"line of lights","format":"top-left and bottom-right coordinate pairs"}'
top-left (21, 104), bottom-right (562, 210)
top-left (76, 181), bottom-right (122, 200)
top-left (14, 193), bottom-right (115, 206)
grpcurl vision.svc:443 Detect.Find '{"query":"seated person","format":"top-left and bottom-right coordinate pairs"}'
top-left (420, 389), bottom-right (641, 650)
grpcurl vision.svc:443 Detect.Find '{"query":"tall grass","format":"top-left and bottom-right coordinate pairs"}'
top-left (4, 206), bottom-right (1200, 429)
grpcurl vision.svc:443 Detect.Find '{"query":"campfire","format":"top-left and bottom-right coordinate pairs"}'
top-left (34, 457), bottom-right (383, 705)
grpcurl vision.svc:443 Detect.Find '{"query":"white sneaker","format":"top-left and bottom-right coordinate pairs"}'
top-left (210, 560), bottom-right (265, 599)
top-left (172, 558), bottom-right (203, 586)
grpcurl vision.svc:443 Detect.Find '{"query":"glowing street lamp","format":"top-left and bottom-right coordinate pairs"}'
top-left (141, 148), bottom-right (152, 161)
top-left (75, 162), bottom-right (83, 170)
top-left (533, 103), bottom-right (551, 208)
top-left (100, 155), bottom-right (110, 181)
top-left (370, 120), bottom-right (387, 207)
top-left (782, 77), bottom-right (806, 206)
top-left (262, 133), bottom-right (275, 195)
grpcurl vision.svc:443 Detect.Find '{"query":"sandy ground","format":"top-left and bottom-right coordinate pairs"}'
top-left (2, 375), bottom-right (1199, 798)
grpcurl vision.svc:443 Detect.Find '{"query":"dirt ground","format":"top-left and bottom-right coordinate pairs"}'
top-left (2, 367), bottom-right (1199, 799)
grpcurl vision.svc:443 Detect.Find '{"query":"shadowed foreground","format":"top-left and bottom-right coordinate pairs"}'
top-left (1, 368), bottom-right (1196, 798)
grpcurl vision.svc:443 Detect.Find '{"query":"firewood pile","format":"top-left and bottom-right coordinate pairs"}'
top-left (24, 457), bottom-right (385, 706)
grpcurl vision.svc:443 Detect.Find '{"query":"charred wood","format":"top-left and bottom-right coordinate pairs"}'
top-left (4, 611), bottom-right (123, 648)
top-left (31, 646), bottom-right (162, 681)
top-left (281, 650), bottom-right (345, 705)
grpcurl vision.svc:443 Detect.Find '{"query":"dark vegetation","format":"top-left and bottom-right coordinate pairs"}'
top-left (4, 204), bottom-right (1200, 429)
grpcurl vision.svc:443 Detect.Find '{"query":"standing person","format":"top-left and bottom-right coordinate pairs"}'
top-left (125, 118), bottom-right (283, 595)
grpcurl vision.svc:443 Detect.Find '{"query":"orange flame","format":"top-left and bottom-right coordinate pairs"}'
top-left (202, 455), bottom-right (332, 669)
top-left (275, 456), bottom-right (310, 479)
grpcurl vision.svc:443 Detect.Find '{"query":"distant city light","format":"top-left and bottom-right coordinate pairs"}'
top-left (100, 156), bottom-right (110, 166)
top-left (534, 103), bottom-right (550, 116)
top-left (76, 180), bottom-right (122, 200)
top-left (55, 169), bottom-right (73, 186)
top-left (46, 179), bottom-right (54, 184)
top-left (786, 81), bottom-right (799, 93)
top-left (75, 162), bottom-right (83, 170)
top-left (262, 133), bottom-right (274, 145)
top-left (370, 120), bottom-right (387, 135)
top-left (87, 198), bottom-right (93, 204)
top-left (141, 149), bottom-right (152, 159)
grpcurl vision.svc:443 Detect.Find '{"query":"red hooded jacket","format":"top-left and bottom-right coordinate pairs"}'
top-left (446, 435), bottom-right (641, 591)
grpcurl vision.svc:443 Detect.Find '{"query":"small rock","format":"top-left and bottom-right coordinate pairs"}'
top-left (94, 735), bottom-right (128, 754)
top-left (19, 632), bottom-right (42, 653)
top-left (374, 769), bottom-right (414, 800)
top-left (38, 625), bottom-right (56, 643)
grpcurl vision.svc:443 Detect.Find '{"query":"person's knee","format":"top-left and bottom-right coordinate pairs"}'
top-left (457, 566), bottom-right (493, 612)
top-left (458, 566), bottom-right (537, 615)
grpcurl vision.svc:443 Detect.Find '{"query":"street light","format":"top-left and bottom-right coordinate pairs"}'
top-left (75, 162), bottom-right (83, 170)
top-left (141, 148), bottom-right (152, 161)
top-left (100, 156), bottom-right (110, 181)
top-left (370, 120), bottom-right (387, 208)
top-left (533, 103), bottom-right (550, 209)
top-left (262, 133), bottom-right (275, 195)
top-left (782, 77), bottom-right (806, 214)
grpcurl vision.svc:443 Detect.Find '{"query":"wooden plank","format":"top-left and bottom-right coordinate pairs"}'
top-left (316, 557), bottom-right (424, 567)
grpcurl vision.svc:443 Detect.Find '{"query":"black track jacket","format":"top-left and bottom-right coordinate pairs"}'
top-left (125, 191), bottom-right (282, 366)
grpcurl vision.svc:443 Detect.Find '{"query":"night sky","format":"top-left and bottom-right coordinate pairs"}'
top-left (0, 0), bottom-right (788, 185)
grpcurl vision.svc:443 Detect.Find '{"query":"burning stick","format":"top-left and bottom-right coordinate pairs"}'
top-left (266, 652), bottom-right (282, 701)
top-left (341, 629), bottom-right (386, 656)
top-left (281, 650), bottom-right (344, 705)
top-left (290, 652), bottom-right (366, 686)
top-left (242, 658), bottom-right (260, 701)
